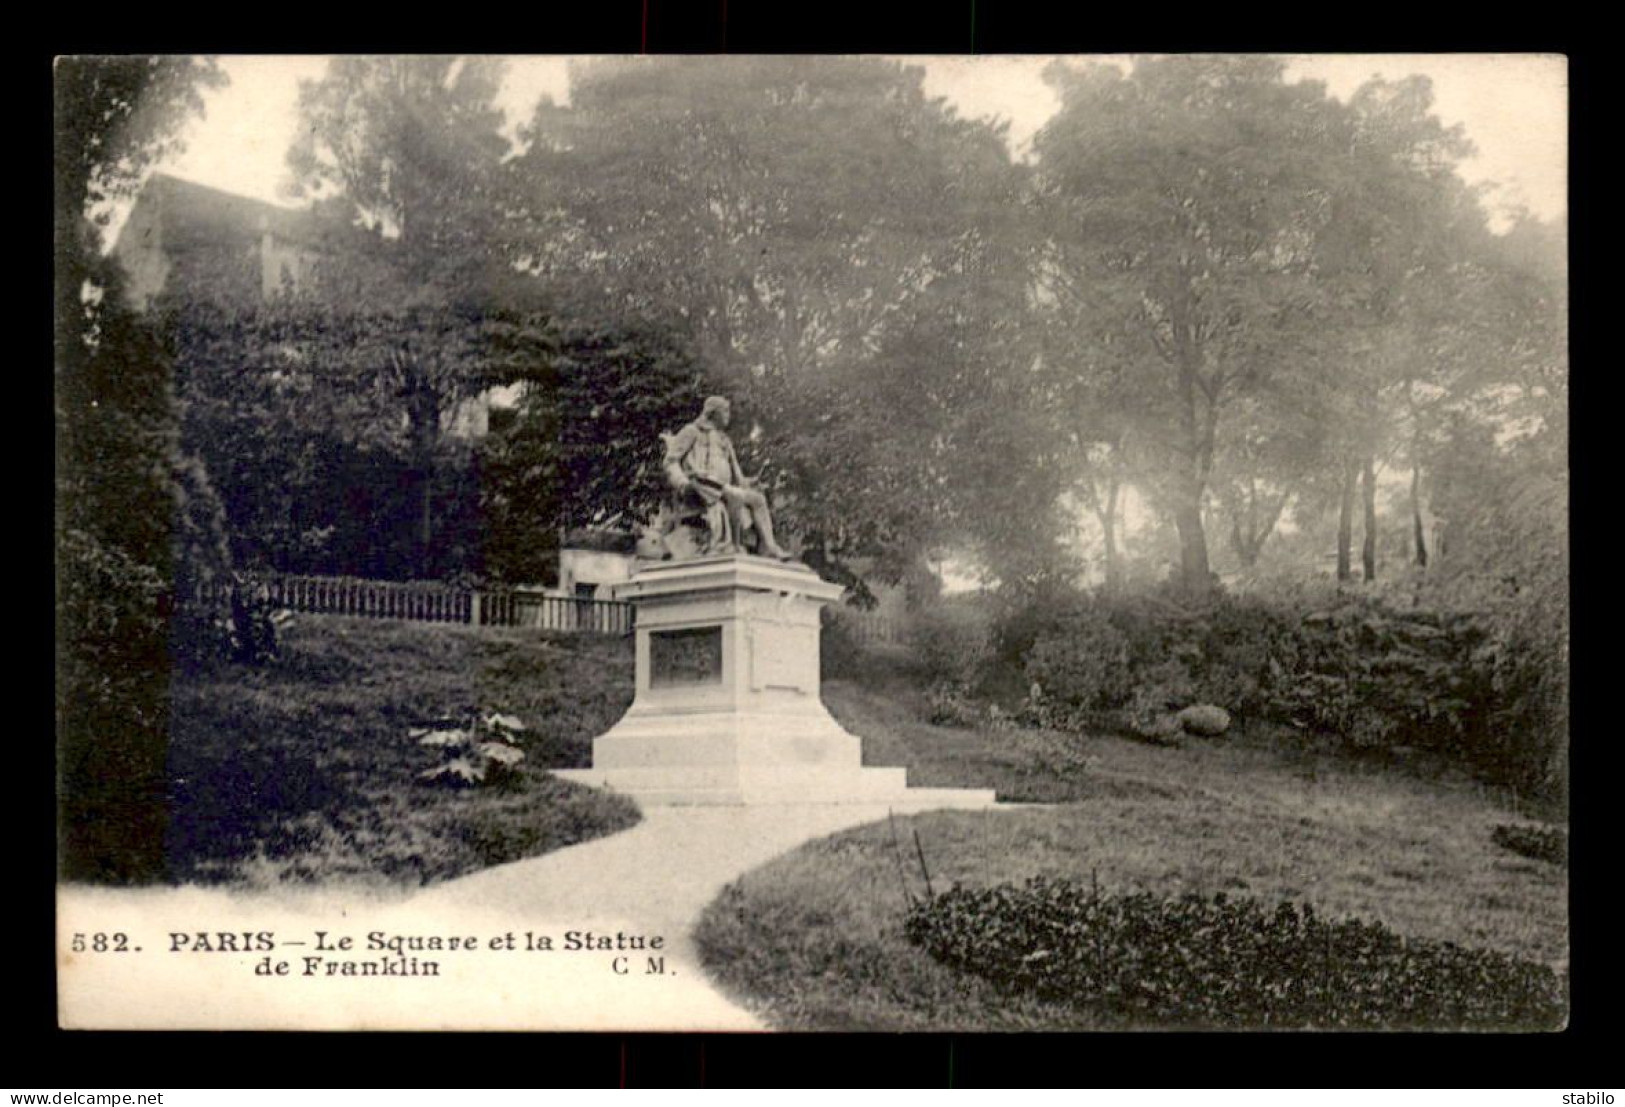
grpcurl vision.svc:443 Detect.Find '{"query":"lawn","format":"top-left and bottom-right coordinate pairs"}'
top-left (694, 670), bottom-right (1569, 1031)
top-left (162, 615), bottom-right (640, 889)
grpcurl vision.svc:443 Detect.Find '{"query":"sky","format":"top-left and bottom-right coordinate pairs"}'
top-left (158, 54), bottom-right (1567, 226)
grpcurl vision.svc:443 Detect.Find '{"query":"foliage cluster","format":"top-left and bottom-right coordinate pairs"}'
top-left (1428, 469), bottom-right (1569, 797)
top-left (1492, 824), bottom-right (1567, 868)
top-left (818, 606), bottom-right (868, 681)
top-left (412, 712), bottom-right (529, 790)
top-left (979, 582), bottom-right (1562, 795)
top-left (904, 602), bottom-right (997, 725)
top-left (904, 877), bottom-right (1565, 1030)
top-left (170, 285), bottom-right (708, 586)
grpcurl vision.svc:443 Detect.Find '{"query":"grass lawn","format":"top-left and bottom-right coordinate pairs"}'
top-left (694, 669), bottom-right (1569, 1031)
top-left (162, 615), bottom-right (640, 890)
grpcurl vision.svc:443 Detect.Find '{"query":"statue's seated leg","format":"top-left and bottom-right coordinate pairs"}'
top-left (703, 501), bottom-right (735, 553)
top-left (720, 485), bottom-right (789, 559)
top-left (735, 510), bottom-right (759, 555)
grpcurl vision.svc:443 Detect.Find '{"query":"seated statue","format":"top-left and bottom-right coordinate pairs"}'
top-left (650, 395), bottom-right (793, 561)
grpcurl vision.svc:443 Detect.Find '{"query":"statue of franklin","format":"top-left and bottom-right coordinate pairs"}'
top-left (662, 396), bottom-right (793, 560)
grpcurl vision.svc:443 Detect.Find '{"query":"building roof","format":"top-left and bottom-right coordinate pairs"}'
top-left (115, 173), bottom-right (322, 254)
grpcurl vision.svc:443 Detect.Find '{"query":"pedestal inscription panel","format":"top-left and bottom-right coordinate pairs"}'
top-left (650, 626), bottom-right (723, 687)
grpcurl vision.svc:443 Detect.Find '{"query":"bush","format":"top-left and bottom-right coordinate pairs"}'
top-left (1023, 607), bottom-right (1133, 714)
top-left (908, 602), bottom-right (994, 687)
top-left (1266, 599), bottom-right (1483, 756)
top-left (1492, 824), bottom-right (1567, 868)
top-left (1123, 659), bottom-right (1196, 742)
top-left (57, 528), bottom-right (173, 883)
top-left (1430, 467), bottom-right (1568, 798)
top-left (1192, 594), bottom-right (1298, 714)
top-left (820, 606), bottom-right (866, 681)
top-left (173, 575), bottom-right (290, 669)
top-left (986, 582), bottom-right (1555, 794)
top-left (902, 604), bottom-right (995, 727)
top-left (905, 877), bottom-right (1565, 1030)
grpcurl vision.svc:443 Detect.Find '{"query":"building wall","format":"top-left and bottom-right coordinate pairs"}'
top-left (557, 549), bottom-right (638, 599)
top-left (111, 197), bottom-right (171, 310)
top-left (259, 229), bottom-right (318, 301)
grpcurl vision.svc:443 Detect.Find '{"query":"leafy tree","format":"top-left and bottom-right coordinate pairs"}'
top-left (513, 56), bottom-right (1034, 581)
top-left (476, 320), bottom-right (711, 584)
top-left (1034, 57), bottom-right (1353, 595)
top-left (53, 57), bottom-right (224, 293)
top-left (1312, 75), bottom-right (1483, 581)
top-left (281, 57), bottom-right (525, 575)
top-left (286, 56), bottom-right (513, 286)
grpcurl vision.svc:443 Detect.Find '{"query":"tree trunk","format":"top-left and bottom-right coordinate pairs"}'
top-left (1361, 454), bottom-right (1377, 582)
top-left (419, 470), bottom-right (433, 578)
top-left (1231, 519), bottom-right (1260, 569)
top-left (1227, 486), bottom-right (1259, 570)
top-left (403, 368), bottom-right (440, 580)
top-left (1231, 484), bottom-right (1291, 570)
top-left (1337, 459), bottom-right (1358, 582)
top-left (1100, 469), bottom-right (1122, 592)
top-left (1173, 492), bottom-right (1212, 596)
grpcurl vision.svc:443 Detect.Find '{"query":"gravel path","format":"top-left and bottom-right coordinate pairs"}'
top-left (58, 804), bottom-right (942, 1030)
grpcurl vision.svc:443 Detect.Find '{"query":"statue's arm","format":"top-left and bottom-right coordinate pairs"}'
top-left (725, 437), bottom-right (749, 487)
top-left (663, 425), bottom-right (697, 490)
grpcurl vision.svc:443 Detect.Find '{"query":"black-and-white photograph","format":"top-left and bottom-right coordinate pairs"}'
top-left (54, 53), bottom-right (1567, 1033)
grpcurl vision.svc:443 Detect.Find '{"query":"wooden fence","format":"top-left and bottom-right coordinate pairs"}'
top-left (205, 574), bottom-right (910, 644)
top-left (210, 574), bottom-right (634, 635)
top-left (829, 607), bottom-right (904, 646)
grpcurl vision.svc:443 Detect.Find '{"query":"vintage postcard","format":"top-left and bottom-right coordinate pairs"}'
top-left (56, 53), bottom-right (1568, 1032)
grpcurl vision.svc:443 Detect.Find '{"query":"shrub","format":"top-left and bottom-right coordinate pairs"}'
top-left (977, 578), bottom-right (1562, 797)
top-left (923, 683), bottom-right (987, 728)
top-left (907, 601), bottom-right (995, 696)
top-left (820, 606), bottom-right (866, 681)
top-left (1265, 599), bottom-right (1482, 755)
top-left (57, 528), bottom-right (173, 883)
top-left (413, 713), bottom-right (529, 790)
top-left (1023, 607), bottom-right (1133, 715)
top-left (225, 584), bottom-right (292, 664)
top-left (1430, 468), bottom-right (1568, 798)
top-left (1123, 658), bottom-right (1197, 742)
top-left (905, 877), bottom-right (1565, 1030)
top-left (1492, 824), bottom-right (1567, 868)
top-left (1191, 594), bottom-right (1297, 715)
top-left (173, 574), bottom-right (291, 669)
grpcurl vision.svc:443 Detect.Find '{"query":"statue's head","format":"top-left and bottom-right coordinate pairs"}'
top-left (701, 395), bottom-right (731, 429)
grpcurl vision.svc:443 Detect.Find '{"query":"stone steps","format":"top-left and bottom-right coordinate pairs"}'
top-left (553, 765), bottom-right (995, 808)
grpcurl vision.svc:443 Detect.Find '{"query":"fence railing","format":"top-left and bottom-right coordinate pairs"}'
top-left (207, 574), bottom-right (633, 635)
top-left (830, 608), bottom-right (904, 646)
top-left (478, 589), bottom-right (634, 635)
top-left (202, 574), bottom-right (906, 644)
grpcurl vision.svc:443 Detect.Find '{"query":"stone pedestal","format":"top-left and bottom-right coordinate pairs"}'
top-left (555, 555), bottom-right (994, 808)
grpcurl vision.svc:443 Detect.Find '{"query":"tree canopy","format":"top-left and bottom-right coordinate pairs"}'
top-left (511, 56), bottom-right (1037, 577)
top-left (124, 54), bottom-right (1564, 605)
